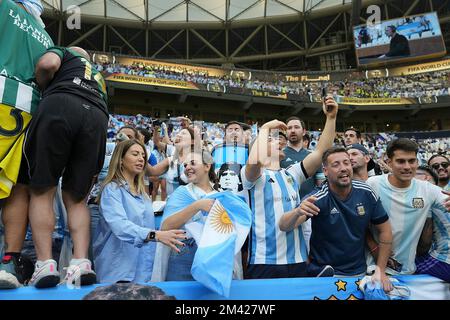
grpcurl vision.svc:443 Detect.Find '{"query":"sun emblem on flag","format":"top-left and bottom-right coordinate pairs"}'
top-left (209, 202), bottom-right (234, 234)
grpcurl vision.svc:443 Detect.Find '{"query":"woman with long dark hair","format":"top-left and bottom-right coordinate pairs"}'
top-left (153, 149), bottom-right (221, 281)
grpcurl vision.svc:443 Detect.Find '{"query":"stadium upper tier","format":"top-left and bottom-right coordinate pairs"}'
top-left (42, 0), bottom-right (356, 25)
top-left (94, 54), bottom-right (450, 105)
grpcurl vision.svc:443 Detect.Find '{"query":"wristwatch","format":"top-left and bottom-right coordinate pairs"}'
top-left (144, 231), bottom-right (157, 242)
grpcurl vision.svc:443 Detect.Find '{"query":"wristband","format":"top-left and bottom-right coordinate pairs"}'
top-left (370, 246), bottom-right (379, 253)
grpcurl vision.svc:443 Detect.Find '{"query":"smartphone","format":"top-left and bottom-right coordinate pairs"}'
top-left (387, 257), bottom-right (403, 272)
top-left (321, 86), bottom-right (327, 99)
top-left (322, 87), bottom-right (333, 112)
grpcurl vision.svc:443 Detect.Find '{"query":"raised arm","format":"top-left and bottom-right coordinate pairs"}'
top-left (145, 157), bottom-right (170, 177)
top-left (302, 96), bottom-right (338, 177)
top-left (245, 120), bottom-right (287, 183)
top-left (152, 125), bottom-right (167, 153)
top-left (35, 51), bottom-right (62, 91)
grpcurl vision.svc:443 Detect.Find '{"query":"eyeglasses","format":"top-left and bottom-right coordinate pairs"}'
top-left (431, 162), bottom-right (449, 170)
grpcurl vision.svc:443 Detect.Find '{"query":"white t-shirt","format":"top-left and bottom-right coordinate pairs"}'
top-left (366, 175), bottom-right (447, 274)
top-left (165, 144), bottom-right (188, 196)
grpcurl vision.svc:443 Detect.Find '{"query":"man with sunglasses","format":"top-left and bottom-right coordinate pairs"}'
top-left (428, 155), bottom-right (450, 191)
top-left (413, 154), bottom-right (450, 283)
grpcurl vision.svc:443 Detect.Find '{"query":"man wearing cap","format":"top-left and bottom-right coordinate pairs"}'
top-left (347, 144), bottom-right (376, 181)
top-left (178, 116), bottom-right (192, 130)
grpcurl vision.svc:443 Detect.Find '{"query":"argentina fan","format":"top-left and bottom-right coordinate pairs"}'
top-left (0, 0), bottom-right (450, 304)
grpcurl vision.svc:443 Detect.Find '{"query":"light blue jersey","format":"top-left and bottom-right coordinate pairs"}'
top-left (241, 162), bottom-right (308, 265)
top-left (367, 174), bottom-right (447, 274)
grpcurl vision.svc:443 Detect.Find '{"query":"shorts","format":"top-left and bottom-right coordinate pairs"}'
top-left (415, 253), bottom-right (450, 283)
top-left (0, 103), bottom-right (32, 198)
top-left (21, 93), bottom-right (108, 200)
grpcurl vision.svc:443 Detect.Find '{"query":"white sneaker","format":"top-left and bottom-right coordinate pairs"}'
top-left (30, 259), bottom-right (60, 288)
top-left (63, 258), bottom-right (96, 287)
top-left (0, 271), bottom-right (21, 289)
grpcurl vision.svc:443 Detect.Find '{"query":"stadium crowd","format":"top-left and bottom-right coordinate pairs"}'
top-left (94, 60), bottom-right (450, 99)
top-left (0, 0), bottom-right (449, 299)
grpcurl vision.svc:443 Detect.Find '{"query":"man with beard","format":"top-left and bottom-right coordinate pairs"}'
top-left (280, 117), bottom-right (320, 198)
top-left (366, 139), bottom-right (450, 277)
top-left (346, 144), bottom-right (376, 181)
top-left (413, 156), bottom-right (450, 282)
top-left (292, 147), bottom-right (393, 291)
top-left (428, 154), bottom-right (450, 191)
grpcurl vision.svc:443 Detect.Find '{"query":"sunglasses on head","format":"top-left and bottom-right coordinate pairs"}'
top-left (431, 162), bottom-right (449, 170)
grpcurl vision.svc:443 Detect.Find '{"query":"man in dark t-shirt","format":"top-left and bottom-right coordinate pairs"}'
top-left (280, 116), bottom-right (321, 199)
top-left (296, 147), bottom-right (394, 292)
top-left (24, 46), bottom-right (108, 288)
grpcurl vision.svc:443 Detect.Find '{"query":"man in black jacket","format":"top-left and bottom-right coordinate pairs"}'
top-left (379, 25), bottom-right (410, 58)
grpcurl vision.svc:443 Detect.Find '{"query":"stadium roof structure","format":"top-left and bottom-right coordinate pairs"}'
top-left (42, 0), bottom-right (450, 70)
top-left (43, 0), bottom-right (354, 26)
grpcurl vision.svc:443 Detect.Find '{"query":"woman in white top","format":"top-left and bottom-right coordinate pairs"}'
top-left (154, 126), bottom-right (200, 196)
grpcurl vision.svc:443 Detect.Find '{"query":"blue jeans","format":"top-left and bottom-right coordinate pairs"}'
top-left (88, 203), bottom-right (101, 268)
top-left (166, 238), bottom-right (197, 281)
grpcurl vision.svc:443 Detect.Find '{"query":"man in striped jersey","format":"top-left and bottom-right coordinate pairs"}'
top-left (0, 0), bottom-right (53, 289)
top-left (414, 165), bottom-right (450, 282)
top-left (241, 96), bottom-right (337, 279)
top-left (291, 147), bottom-right (393, 291)
top-left (366, 139), bottom-right (450, 279)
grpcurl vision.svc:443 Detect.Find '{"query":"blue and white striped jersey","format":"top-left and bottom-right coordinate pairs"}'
top-left (241, 162), bottom-right (308, 265)
top-left (430, 199), bottom-right (450, 264)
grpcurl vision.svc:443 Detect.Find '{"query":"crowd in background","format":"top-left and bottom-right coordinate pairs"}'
top-left (107, 113), bottom-right (450, 165)
top-left (94, 61), bottom-right (450, 99)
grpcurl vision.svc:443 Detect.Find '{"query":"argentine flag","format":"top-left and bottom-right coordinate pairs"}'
top-left (188, 192), bottom-right (252, 297)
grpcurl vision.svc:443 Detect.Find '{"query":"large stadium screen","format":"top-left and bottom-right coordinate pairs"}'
top-left (353, 12), bottom-right (446, 67)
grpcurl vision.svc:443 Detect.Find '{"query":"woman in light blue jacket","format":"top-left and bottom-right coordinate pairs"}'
top-left (93, 139), bottom-right (186, 283)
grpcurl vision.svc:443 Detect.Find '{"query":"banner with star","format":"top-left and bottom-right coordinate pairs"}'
top-left (1, 274), bottom-right (449, 300)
